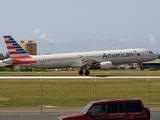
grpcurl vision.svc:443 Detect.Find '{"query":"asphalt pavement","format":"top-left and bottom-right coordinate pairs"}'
top-left (0, 106), bottom-right (160, 120)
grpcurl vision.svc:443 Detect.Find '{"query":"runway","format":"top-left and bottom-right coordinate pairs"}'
top-left (0, 76), bottom-right (160, 79)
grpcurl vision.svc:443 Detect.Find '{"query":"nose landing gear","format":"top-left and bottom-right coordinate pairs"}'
top-left (140, 63), bottom-right (144, 70)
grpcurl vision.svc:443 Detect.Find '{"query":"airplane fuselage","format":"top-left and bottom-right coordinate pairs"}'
top-left (18, 48), bottom-right (157, 69)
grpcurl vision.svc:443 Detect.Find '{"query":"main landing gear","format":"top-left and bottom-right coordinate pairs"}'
top-left (78, 69), bottom-right (90, 76)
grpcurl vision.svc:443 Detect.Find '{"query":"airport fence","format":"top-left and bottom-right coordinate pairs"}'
top-left (0, 77), bottom-right (159, 112)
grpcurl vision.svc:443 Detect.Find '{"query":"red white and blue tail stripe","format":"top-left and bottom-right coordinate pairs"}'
top-left (3, 35), bottom-right (37, 65)
top-left (4, 35), bottom-right (30, 58)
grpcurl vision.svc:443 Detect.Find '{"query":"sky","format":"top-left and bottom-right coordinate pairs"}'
top-left (0, 0), bottom-right (160, 55)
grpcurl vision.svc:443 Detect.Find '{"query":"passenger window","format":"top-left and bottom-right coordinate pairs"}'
top-left (125, 102), bottom-right (142, 112)
top-left (89, 105), bottom-right (100, 114)
top-left (119, 103), bottom-right (125, 113)
top-left (89, 104), bottom-right (107, 114)
top-left (107, 103), bottom-right (118, 113)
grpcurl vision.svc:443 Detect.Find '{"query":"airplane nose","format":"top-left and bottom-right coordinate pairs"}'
top-left (154, 53), bottom-right (158, 59)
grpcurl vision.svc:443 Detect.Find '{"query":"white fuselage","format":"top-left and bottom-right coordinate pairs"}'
top-left (22, 48), bottom-right (157, 69)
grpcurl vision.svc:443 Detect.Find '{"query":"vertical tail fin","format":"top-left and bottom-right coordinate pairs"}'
top-left (3, 35), bottom-right (37, 65)
top-left (3, 35), bottom-right (31, 59)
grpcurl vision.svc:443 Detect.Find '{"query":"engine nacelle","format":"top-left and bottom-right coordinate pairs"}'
top-left (100, 61), bottom-right (112, 70)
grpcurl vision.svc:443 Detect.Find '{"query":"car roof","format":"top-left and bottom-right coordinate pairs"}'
top-left (89, 98), bottom-right (142, 105)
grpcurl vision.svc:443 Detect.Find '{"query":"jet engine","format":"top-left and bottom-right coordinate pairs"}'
top-left (100, 61), bottom-right (112, 70)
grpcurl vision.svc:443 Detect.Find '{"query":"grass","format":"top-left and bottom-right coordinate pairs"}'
top-left (0, 70), bottom-right (160, 76)
top-left (0, 79), bottom-right (160, 106)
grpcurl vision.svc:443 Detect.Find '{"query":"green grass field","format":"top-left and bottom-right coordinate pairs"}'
top-left (0, 78), bottom-right (160, 106)
top-left (0, 70), bottom-right (160, 106)
top-left (0, 70), bottom-right (160, 76)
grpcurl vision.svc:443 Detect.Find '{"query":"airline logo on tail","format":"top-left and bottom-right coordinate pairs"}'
top-left (3, 35), bottom-right (37, 65)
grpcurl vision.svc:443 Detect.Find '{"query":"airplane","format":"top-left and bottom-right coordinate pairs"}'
top-left (2, 35), bottom-right (158, 75)
top-left (0, 54), bottom-right (11, 67)
top-left (0, 60), bottom-right (10, 67)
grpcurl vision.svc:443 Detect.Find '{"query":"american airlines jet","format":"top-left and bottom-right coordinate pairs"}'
top-left (3, 35), bottom-right (158, 75)
top-left (0, 60), bottom-right (10, 67)
top-left (0, 54), bottom-right (10, 67)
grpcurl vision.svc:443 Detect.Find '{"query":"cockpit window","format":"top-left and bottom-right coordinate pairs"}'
top-left (149, 51), bottom-right (153, 54)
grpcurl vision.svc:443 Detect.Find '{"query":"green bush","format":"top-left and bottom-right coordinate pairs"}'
top-left (0, 66), bottom-right (48, 72)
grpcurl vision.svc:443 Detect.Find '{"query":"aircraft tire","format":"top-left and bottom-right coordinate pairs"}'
top-left (85, 70), bottom-right (90, 76)
top-left (79, 70), bottom-right (83, 75)
top-left (140, 67), bottom-right (144, 70)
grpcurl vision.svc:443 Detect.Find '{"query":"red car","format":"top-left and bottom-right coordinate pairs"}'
top-left (58, 98), bottom-right (150, 120)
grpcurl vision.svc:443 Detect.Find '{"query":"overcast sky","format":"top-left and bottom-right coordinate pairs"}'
top-left (0, 0), bottom-right (160, 54)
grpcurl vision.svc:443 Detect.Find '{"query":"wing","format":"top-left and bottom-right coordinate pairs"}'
top-left (79, 55), bottom-right (100, 69)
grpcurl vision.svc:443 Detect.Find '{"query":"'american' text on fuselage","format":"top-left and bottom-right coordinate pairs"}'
top-left (103, 52), bottom-right (135, 59)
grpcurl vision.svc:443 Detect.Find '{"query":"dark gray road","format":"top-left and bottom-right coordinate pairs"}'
top-left (0, 106), bottom-right (159, 120)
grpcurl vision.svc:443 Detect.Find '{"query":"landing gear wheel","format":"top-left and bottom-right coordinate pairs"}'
top-left (85, 70), bottom-right (90, 76)
top-left (140, 63), bottom-right (144, 71)
top-left (79, 70), bottom-right (83, 75)
top-left (140, 67), bottom-right (144, 71)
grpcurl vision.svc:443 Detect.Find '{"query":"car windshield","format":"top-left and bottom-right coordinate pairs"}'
top-left (81, 103), bottom-right (92, 114)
